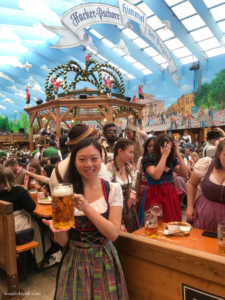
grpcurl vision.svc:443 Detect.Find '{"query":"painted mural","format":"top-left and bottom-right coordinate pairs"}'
top-left (134, 68), bottom-right (225, 131)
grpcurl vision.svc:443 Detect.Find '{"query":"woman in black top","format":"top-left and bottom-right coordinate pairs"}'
top-left (0, 165), bottom-right (36, 214)
top-left (0, 165), bottom-right (51, 266)
top-left (138, 134), bottom-right (188, 225)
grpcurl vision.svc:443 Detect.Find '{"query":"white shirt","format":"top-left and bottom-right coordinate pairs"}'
top-left (148, 134), bottom-right (153, 138)
top-left (182, 135), bottom-right (192, 144)
top-left (203, 142), bottom-right (216, 158)
top-left (194, 157), bottom-right (225, 185)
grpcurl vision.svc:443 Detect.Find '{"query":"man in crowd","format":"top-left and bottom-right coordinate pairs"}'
top-left (182, 130), bottom-right (192, 144)
top-left (203, 128), bottom-right (225, 157)
top-left (42, 141), bottom-right (62, 160)
top-left (5, 158), bottom-right (25, 185)
top-left (49, 123), bottom-right (110, 189)
top-left (33, 146), bottom-right (44, 162)
top-left (32, 144), bottom-right (41, 156)
top-left (184, 148), bottom-right (191, 161)
top-left (50, 155), bottom-right (61, 166)
top-left (102, 123), bottom-right (118, 163)
top-left (0, 147), bottom-right (8, 159)
top-left (59, 128), bottom-right (69, 158)
top-left (148, 130), bottom-right (155, 138)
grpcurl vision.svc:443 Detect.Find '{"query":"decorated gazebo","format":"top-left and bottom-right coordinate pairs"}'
top-left (24, 59), bottom-right (145, 151)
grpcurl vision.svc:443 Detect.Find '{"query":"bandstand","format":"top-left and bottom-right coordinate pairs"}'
top-left (24, 89), bottom-right (144, 151)
top-left (24, 59), bottom-right (145, 151)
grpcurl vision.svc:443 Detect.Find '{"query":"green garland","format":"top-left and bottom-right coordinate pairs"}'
top-left (45, 59), bottom-right (125, 99)
top-left (113, 107), bottom-right (142, 124)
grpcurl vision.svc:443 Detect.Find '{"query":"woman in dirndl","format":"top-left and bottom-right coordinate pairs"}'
top-left (106, 138), bottom-right (139, 233)
top-left (138, 134), bottom-right (188, 226)
top-left (43, 138), bottom-right (129, 300)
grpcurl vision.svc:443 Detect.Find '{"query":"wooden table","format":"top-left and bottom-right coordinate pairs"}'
top-left (33, 203), bottom-right (52, 218)
top-left (32, 203), bottom-right (53, 273)
top-left (114, 226), bottom-right (225, 300)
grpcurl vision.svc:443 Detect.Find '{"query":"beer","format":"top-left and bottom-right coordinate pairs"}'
top-left (52, 184), bottom-right (74, 229)
top-left (151, 204), bottom-right (163, 229)
top-left (157, 215), bottom-right (164, 229)
top-left (30, 189), bottom-right (38, 203)
top-left (218, 241), bottom-right (225, 255)
top-left (145, 224), bottom-right (158, 238)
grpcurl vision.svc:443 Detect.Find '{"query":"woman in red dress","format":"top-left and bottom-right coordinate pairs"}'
top-left (138, 134), bottom-right (188, 226)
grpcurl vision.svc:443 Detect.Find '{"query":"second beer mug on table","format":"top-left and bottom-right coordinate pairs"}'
top-left (52, 184), bottom-right (74, 229)
top-left (151, 204), bottom-right (163, 229)
top-left (144, 210), bottom-right (158, 238)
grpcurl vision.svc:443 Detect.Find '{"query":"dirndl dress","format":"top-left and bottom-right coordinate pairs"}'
top-left (138, 156), bottom-right (181, 226)
top-left (54, 180), bottom-right (129, 300)
top-left (194, 159), bottom-right (225, 232)
top-left (136, 170), bottom-right (148, 214)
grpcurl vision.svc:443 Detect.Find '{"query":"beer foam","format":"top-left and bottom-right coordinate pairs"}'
top-left (52, 187), bottom-right (73, 197)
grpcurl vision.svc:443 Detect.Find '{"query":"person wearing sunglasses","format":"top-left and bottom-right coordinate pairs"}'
top-left (102, 123), bottom-right (118, 163)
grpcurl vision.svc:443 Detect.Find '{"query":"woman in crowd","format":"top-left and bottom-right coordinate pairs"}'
top-left (186, 140), bottom-right (225, 232)
top-left (106, 138), bottom-right (139, 233)
top-left (125, 124), bottom-right (143, 167)
top-left (188, 152), bottom-right (199, 170)
top-left (24, 162), bottom-right (43, 191)
top-left (24, 164), bottom-right (55, 197)
top-left (43, 138), bottom-right (129, 300)
top-left (135, 137), bottom-right (155, 214)
top-left (0, 165), bottom-right (51, 267)
top-left (138, 134), bottom-right (188, 226)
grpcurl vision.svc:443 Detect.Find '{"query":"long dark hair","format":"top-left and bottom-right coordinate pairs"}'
top-left (214, 140), bottom-right (225, 169)
top-left (153, 134), bottom-right (175, 164)
top-left (143, 137), bottom-right (156, 157)
top-left (64, 138), bottom-right (102, 194)
top-left (44, 164), bottom-right (55, 178)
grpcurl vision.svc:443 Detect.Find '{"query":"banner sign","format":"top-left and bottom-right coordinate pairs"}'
top-left (42, 0), bottom-right (181, 87)
top-left (183, 284), bottom-right (225, 300)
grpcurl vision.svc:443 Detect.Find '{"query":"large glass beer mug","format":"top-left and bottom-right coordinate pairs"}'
top-left (52, 184), bottom-right (74, 229)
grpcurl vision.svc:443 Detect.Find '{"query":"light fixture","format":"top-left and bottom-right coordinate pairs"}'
top-left (72, 119), bottom-right (74, 122)
top-left (104, 118), bottom-right (107, 122)
top-left (123, 55), bottom-right (136, 63)
top-left (122, 28), bottom-right (138, 40)
top-left (133, 62), bottom-right (145, 70)
top-left (102, 38), bottom-right (115, 48)
top-left (133, 38), bottom-right (149, 48)
top-left (113, 48), bottom-right (125, 56)
top-left (126, 74), bottom-right (135, 79)
top-left (42, 117), bottom-right (45, 120)
top-left (89, 29), bottom-right (103, 39)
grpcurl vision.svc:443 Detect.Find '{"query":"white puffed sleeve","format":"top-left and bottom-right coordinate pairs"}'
top-left (194, 157), bottom-right (212, 180)
top-left (136, 157), bottom-right (142, 173)
top-left (108, 182), bottom-right (123, 207)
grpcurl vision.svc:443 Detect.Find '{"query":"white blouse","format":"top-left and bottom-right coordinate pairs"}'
top-left (107, 169), bottom-right (136, 188)
top-left (194, 157), bottom-right (225, 186)
top-left (136, 156), bottom-right (143, 173)
top-left (74, 182), bottom-right (123, 216)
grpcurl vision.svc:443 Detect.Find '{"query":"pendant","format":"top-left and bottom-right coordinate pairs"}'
top-left (120, 172), bottom-right (122, 175)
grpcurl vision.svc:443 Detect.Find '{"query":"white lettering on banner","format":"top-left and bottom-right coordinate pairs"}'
top-left (41, 1), bottom-right (181, 87)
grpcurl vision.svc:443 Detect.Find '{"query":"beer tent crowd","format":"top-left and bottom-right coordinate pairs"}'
top-left (0, 122), bottom-right (225, 299)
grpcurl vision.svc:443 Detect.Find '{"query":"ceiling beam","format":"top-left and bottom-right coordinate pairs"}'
top-left (189, 0), bottom-right (225, 46)
top-left (94, 24), bottom-right (164, 74)
top-left (143, 0), bottom-right (208, 69)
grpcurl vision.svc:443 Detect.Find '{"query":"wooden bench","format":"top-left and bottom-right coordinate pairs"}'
top-left (0, 200), bottom-right (38, 300)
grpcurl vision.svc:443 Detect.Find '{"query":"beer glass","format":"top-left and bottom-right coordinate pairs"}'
top-left (151, 204), bottom-right (163, 229)
top-left (52, 184), bottom-right (74, 229)
top-left (144, 210), bottom-right (158, 238)
top-left (30, 189), bottom-right (38, 203)
top-left (218, 221), bottom-right (225, 255)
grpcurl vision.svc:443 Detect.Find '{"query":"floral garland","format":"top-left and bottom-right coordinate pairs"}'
top-left (113, 107), bottom-right (142, 124)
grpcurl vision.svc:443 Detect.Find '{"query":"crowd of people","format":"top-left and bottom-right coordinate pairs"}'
top-left (0, 122), bottom-right (225, 299)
